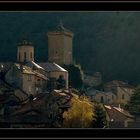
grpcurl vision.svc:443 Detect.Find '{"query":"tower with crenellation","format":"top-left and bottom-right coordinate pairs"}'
top-left (47, 21), bottom-right (74, 65)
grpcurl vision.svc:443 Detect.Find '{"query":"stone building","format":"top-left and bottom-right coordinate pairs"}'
top-left (93, 91), bottom-right (117, 105)
top-left (103, 105), bottom-right (134, 128)
top-left (17, 40), bottom-right (34, 63)
top-left (1, 39), bottom-right (69, 97)
top-left (85, 80), bottom-right (134, 106)
top-left (47, 22), bottom-right (74, 65)
top-left (5, 63), bottom-right (48, 96)
top-left (39, 62), bottom-right (68, 90)
top-left (104, 80), bottom-right (134, 106)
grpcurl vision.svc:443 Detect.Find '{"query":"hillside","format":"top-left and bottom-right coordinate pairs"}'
top-left (0, 12), bottom-right (140, 84)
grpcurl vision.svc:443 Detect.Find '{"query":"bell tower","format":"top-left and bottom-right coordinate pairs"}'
top-left (47, 21), bottom-right (74, 65)
top-left (17, 40), bottom-right (34, 63)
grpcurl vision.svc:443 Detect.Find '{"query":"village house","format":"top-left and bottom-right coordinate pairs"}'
top-left (85, 87), bottom-right (117, 105)
top-left (104, 80), bottom-right (135, 106)
top-left (0, 89), bottom-right (72, 128)
top-left (5, 63), bottom-right (48, 96)
top-left (103, 105), bottom-right (134, 128)
top-left (85, 80), bottom-right (134, 107)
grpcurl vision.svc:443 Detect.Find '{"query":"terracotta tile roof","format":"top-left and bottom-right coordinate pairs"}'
top-left (15, 63), bottom-right (48, 80)
top-left (14, 94), bottom-right (46, 115)
top-left (104, 105), bottom-right (134, 122)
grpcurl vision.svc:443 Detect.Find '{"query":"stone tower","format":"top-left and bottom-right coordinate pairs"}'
top-left (47, 21), bottom-right (74, 65)
top-left (17, 40), bottom-right (34, 63)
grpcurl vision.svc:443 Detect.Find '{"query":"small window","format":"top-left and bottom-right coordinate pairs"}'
top-left (28, 75), bottom-right (32, 81)
top-left (30, 52), bottom-right (32, 59)
top-left (112, 95), bottom-right (114, 100)
top-left (49, 113), bottom-right (53, 119)
top-left (122, 94), bottom-right (125, 99)
top-left (101, 96), bottom-right (104, 103)
top-left (18, 52), bottom-right (20, 61)
top-left (24, 52), bottom-right (26, 61)
top-left (28, 86), bottom-right (31, 92)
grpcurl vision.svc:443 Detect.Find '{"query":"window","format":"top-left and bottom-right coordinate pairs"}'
top-left (28, 75), bottom-right (32, 81)
top-left (30, 52), bottom-right (32, 59)
top-left (18, 52), bottom-right (20, 61)
top-left (112, 95), bottom-right (114, 100)
top-left (122, 94), bottom-right (125, 99)
top-left (49, 113), bottom-right (53, 119)
top-left (101, 96), bottom-right (104, 103)
top-left (24, 52), bottom-right (26, 62)
top-left (37, 79), bottom-right (40, 81)
top-left (28, 86), bottom-right (31, 92)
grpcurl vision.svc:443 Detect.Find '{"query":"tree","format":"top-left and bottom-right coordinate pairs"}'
top-left (92, 104), bottom-right (107, 128)
top-left (57, 75), bottom-right (66, 90)
top-left (63, 64), bottom-right (83, 89)
top-left (125, 85), bottom-right (140, 116)
top-left (63, 94), bottom-right (94, 128)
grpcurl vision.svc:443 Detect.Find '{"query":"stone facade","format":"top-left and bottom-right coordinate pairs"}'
top-left (47, 22), bottom-right (74, 65)
top-left (104, 80), bottom-right (134, 106)
top-left (5, 64), bottom-right (48, 96)
top-left (17, 40), bottom-right (34, 63)
top-left (83, 72), bottom-right (102, 86)
top-left (93, 91), bottom-right (117, 104)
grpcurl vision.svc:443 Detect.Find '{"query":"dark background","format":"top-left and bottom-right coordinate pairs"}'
top-left (0, 1), bottom-right (139, 139)
top-left (1, 12), bottom-right (140, 85)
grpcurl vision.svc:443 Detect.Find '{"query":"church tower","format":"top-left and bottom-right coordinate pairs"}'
top-left (17, 40), bottom-right (34, 63)
top-left (47, 21), bottom-right (74, 65)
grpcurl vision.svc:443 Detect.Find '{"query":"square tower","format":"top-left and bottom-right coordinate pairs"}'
top-left (47, 22), bottom-right (74, 65)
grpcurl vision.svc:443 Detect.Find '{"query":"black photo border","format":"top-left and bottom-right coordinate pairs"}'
top-left (0, 1), bottom-right (140, 139)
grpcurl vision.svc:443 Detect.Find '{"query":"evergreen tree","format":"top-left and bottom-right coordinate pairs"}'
top-left (92, 104), bottom-right (107, 128)
top-left (125, 85), bottom-right (140, 116)
top-left (63, 64), bottom-right (83, 89)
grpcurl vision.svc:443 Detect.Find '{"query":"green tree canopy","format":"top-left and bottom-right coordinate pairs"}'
top-left (125, 85), bottom-right (140, 116)
top-left (92, 104), bottom-right (107, 128)
top-left (63, 64), bottom-right (83, 89)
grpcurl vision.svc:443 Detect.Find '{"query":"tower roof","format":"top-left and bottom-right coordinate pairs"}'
top-left (47, 21), bottom-right (74, 37)
top-left (18, 40), bottom-right (33, 46)
top-left (56, 21), bottom-right (72, 33)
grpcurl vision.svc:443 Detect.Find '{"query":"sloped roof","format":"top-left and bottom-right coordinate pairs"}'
top-left (14, 63), bottom-right (47, 80)
top-left (38, 62), bottom-right (67, 72)
top-left (0, 62), bottom-right (13, 73)
top-left (14, 94), bottom-right (46, 115)
top-left (104, 105), bottom-right (134, 122)
top-left (15, 63), bottom-right (34, 75)
top-left (26, 61), bottom-right (45, 70)
top-left (56, 22), bottom-right (72, 33)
